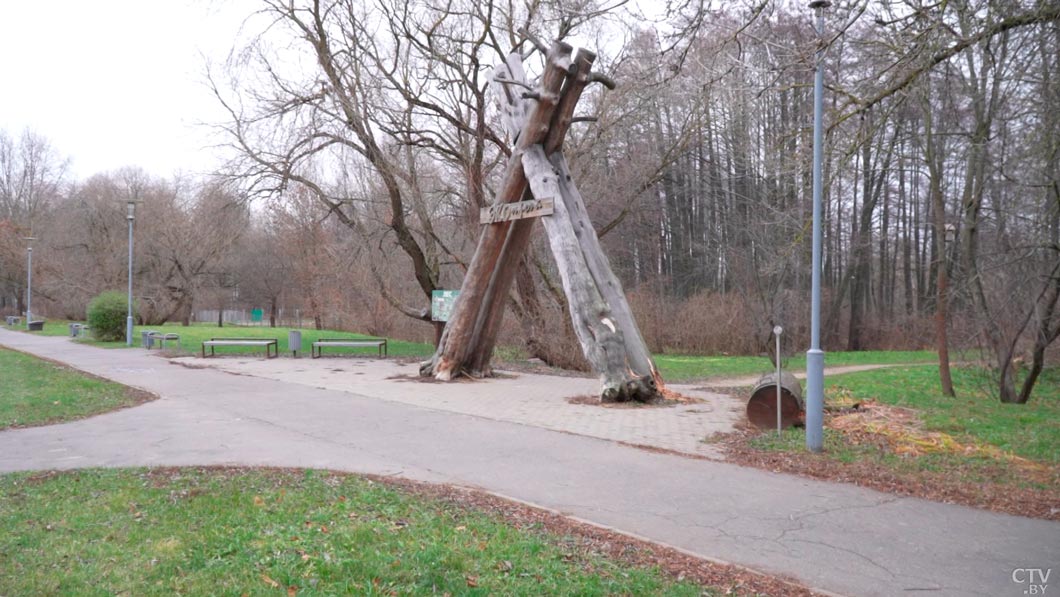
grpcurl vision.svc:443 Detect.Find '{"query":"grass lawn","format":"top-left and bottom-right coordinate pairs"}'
top-left (5, 320), bottom-right (437, 359)
top-left (8, 320), bottom-right (942, 378)
top-left (0, 468), bottom-right (710, 596)
top-left (656, 349), bottom-right (939, 382)
top-left (732, 364), bottom-right (1060, 510)
top-left (0, 348), bottom-right (152, 430)
top-left (820, 365), bottom-right (1060, 463)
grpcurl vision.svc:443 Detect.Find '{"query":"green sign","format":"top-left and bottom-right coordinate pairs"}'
top-left (431, 290), bottom-right (459, 322)
top-left (251, 308), bottom-right (263, 322)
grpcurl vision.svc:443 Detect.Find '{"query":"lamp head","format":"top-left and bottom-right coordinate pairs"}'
top-left (809, 0), bottom-right (831, 8)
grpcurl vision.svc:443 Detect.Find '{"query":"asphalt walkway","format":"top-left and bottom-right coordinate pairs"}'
top-left (0, 329), bottom-right (1056, 597)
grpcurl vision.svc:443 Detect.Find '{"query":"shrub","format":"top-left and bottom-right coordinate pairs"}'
top-left (87, 291), bottom-right (132, 341)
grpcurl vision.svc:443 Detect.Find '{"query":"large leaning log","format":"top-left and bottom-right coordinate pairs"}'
top-left (464, 48), bottom-right (600, 374)
top-left (523, 146), bottom-right (659, 401)
top-left (422, 39), bottom-right (664, 402)
top-left (420, 42), bottom-right (574, 380)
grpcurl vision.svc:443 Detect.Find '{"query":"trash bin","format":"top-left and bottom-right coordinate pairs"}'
top-left (747, 372), bottom-right (805, 429)
top-left (70, 322), bottom-right (80, 337)
top-left (288, 330), bottom-right (302, 357)
top-left (141, 330), bottom-right (155, 349)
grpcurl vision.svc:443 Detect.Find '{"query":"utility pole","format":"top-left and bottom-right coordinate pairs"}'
top-left (126, 201), bottom-right (136, 346)
top-left (24, 237), bottom-right (36, 328)
top-left (806, 0), bottom-right (830, 452)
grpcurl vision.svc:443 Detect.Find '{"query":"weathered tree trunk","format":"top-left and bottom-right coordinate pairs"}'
top-left (524, 148), bottom-right (661, 400)
top-left (466, 47), bottom-right (598, 374)
top-left (421, 41), bottom-right (664, 402)
top-left (921, 93), bottom-right (956, 397)
top-left (420, 42), bottom-right (573, 381)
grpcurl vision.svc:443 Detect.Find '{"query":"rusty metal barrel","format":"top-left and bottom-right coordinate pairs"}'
top-left (747, 371), bottom-right (805, 429)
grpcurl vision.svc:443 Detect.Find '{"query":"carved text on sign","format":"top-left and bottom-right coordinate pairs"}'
top-left (480, 197), bottom-right (554, 224)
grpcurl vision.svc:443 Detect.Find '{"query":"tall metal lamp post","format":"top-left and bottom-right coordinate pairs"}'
top-left (126, 201), bottom-right (136, 346)
top-left (24, 237), bottom-right (36, 329)
top-left (806, 0), bottom-right (830, 452)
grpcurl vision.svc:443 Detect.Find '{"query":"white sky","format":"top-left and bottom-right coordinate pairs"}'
top-left (0, 0), bottom-right (675, 182)
top-left (0, 0), bottom-right (256, 180)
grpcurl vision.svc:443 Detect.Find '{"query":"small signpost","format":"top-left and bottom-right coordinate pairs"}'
top-left (774, 325), bottom-right (783, 436)
top-left (480, 197), bottom-right (554, 224)
top-left (431, 290), bottom-right (460, 322)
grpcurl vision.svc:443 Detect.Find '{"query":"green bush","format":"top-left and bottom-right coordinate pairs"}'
top-left (86, 291), bottom-right (132, 341)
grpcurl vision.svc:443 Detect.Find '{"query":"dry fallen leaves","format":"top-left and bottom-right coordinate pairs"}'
top-left (465, 575), bottom-right (479, 588)
top-left (261, 574), bottom-right (280, 589)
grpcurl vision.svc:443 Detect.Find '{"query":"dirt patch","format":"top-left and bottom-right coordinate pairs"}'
top-left (566, 394), bottom-right (700, 408)
top-left (385, 371), bottom-right (519, 384)
top-left (492, 359), bottom-right (595, 379)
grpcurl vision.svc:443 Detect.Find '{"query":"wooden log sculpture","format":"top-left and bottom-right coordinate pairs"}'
top-left (420, 39), bottom-right (664, 403)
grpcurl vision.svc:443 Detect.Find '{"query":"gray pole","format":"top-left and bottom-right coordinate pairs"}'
top-left (126, 203), bottom-right (135, 346)
top-left (25, 245), bottom-right (33, 328)
top-left (806, 0), bottom-right (829, 452)
top-left (774, 325), bottom-right (783, 437)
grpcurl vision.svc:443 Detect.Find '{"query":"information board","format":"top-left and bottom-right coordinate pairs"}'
top-left (431, 290), bottom-right (459, 322)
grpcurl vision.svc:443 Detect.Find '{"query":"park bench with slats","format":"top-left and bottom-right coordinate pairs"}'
top-left (311, 337), bottom-right (387, 358)
top-left (201, 337), bottom-right (278, 358)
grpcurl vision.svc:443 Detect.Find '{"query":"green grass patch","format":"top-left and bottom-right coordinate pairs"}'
top-left (824, 365), bottom-right (1060, 464)
top-left (13, 321), bottom-right (438, 359)
top-left (3, 319), bottom-right (76, 337)
top-left (0, 468), bottom-right (709, 596)
top-left (0, 348), bottom-right (151, 429)
top-left (656, 350), bottom-right (938, 382)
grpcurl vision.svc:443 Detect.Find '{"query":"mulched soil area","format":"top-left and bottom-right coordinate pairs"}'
top-left (719, 426), bottom-right (1060, 522)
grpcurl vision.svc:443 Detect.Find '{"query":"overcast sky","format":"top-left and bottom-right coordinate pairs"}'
top-left (0, 0), bottom-right (256, 180)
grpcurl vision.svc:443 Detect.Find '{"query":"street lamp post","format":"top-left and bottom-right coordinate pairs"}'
top-left (806, 0), bottom-right (830, 453)
top-left (126, 201), bottom-right (136, 346)
top-left (24, 237), bottom-right (36, 329)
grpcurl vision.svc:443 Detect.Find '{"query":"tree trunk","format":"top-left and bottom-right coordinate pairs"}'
top-left (524, 147), bottom-right (660, 401)
top-left (921, 89), bottom-right (955, 396)
top-left (421, 42), bottom-right (573, 380)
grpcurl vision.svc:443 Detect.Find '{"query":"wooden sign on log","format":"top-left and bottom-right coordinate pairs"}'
top-left (480, 197), bottom-right (554, 224)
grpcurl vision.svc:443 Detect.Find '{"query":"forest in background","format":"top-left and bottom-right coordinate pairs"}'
top-left (2, 0), bottom-right (1058, 402)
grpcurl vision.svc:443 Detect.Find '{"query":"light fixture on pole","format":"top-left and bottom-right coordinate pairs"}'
top-left (24, 237), bottom-right (36, 329)
top-left (126, 201), bottom-right (137, 346)
top-left (806, 0), bottom-right (830, 453)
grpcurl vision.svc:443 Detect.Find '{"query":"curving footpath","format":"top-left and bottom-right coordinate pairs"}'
top-left (0, 328), bottom-right (1056, 597)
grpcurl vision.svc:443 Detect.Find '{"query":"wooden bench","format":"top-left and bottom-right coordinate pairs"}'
top-left (311, 338), bottom-right (387, 358)
top-left (202, 338), bottom-right (278, 359)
